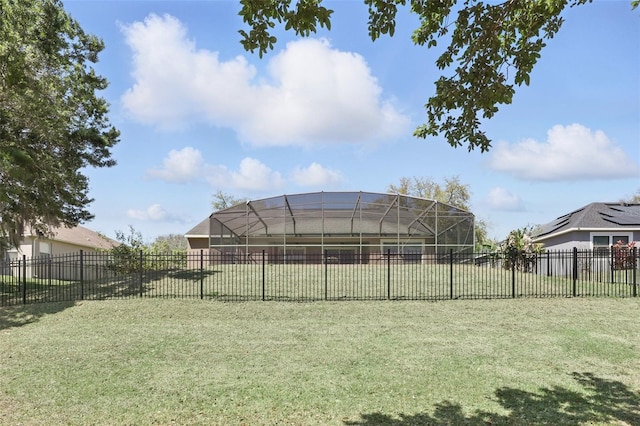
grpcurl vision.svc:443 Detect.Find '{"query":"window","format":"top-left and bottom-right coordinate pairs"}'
top-left (593, 236), bottom-right (609, 256)
top-left (613, 236), bottom-right (629, 245)
top-left (38, 241), bottom-right (52, 259)
top-left (381, 241), bottom-right (423, 263)
top-left (591, 233), bottom-right (632, 257)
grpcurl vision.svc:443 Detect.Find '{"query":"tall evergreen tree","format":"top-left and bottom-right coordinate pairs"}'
top-left (0, 0), bottom-right (119, 248)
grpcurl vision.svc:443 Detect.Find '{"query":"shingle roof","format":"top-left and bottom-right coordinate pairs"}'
top-left (185, 217), bottom-right (209, 237)
top-left (26, 225), bottom-right (119, 249)
top-left (534, 202), bottom-right (640, 240)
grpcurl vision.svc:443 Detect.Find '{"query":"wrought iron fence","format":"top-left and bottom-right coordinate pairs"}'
top-left (0, 248), bottom-right (637, 306)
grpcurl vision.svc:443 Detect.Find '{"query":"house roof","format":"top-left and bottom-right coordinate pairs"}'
top-left (185, 217), bottom-right (209, 238)
top-left (26, 225), bottom-right (119, 250)
top-left (534, 202), bottom-right (640, 241)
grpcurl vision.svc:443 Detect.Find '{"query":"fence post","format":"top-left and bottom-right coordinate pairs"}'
top-left (22, 255), bottom-right (27, 305)
top-left (449, 249), bottom-right (454, 300)
top-left (80, 250), bottom-right (84, 300)
top-left (511, 251), bottom-right (516, 299)
top-left (387, 249), bottom-right (391, 300)
top-left (139, 250), bottom-right (144, 297)
top-left (47, 256), bottom-right (52, 287)
top-left (610, 246), bottom-right (615, 284)
top-left (633, 246), bottom-right (637, 298)
top-left (262, 250), bottom-right (265, 301)
top-left (200, 249), bottom-right (204, 299)
top-left (546, 251), bottom-right (551, 277)
top-left (572, 247), bottom-right (578, 297)
top-left (324, 250), bottom-right (328, 301)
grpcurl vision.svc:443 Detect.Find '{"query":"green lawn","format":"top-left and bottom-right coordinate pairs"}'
top-left (0, 298), bottom-right (638, 425)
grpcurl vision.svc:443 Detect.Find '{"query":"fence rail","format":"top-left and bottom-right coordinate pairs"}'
top-left (1, 248), bottom-right (638, 306)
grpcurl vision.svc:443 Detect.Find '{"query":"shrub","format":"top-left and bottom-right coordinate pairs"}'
top-left (497, 226), bottom-right (544, 272)
top-left (612, 240), bottom-right (637, 270)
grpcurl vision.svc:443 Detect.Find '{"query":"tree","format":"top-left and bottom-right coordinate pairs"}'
top-left (211, 190), bottom-right (247, 211)
top-left (150, 234), bottom-right (188, 252)
top-left (108, 227), bottom-right (187, 274)
top-left (622, 188), bottom-right (640, 203)
top-left (387, 175), bottom-right (490, 248)
top-left (388, 175), bottom-right (471, 210)
top-left (497, 226), bottom-right (544, 272)
top-left (107, 226), bottom-right (147, 275)
top-left (0, 0), bottom-right (119, 248)
top-left (237, 0), bottom-right (637, 152)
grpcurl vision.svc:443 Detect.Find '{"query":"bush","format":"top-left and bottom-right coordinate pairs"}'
top-left (612, 240), bottom-right (637, 270)
top-left (497, 227), bottom-right (544, 272)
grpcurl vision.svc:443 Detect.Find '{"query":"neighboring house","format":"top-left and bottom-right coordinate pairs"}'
top-left (8, 224), bottom-right (117, 259)
top-left (4, 225), bottom-right (119, 280)
top-left (533, 202), bottom-right (640, 252)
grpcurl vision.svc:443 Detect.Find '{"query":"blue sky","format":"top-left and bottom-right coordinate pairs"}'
top-left (64, 0), bottom-right (639, 243)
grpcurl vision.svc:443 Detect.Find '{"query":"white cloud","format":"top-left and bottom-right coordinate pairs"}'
top-left (489, 124), bottom-right (640, 181)
top-left (120, 14), bottom-right (410, 146)
top-left (127, 204), bottom-right (183, 222)
top-left (211, 157), bottom-right (286, 192)
top-left (291, 163), bottom-right (344, 187)
top-left (486, 187), bottom-right (524, 211)
top-left (146, 147), bottom-right (205, 183)
top-left (149, 148), bottom-right (327, 193)
top-left (234, 158), bottom-right (285, 191)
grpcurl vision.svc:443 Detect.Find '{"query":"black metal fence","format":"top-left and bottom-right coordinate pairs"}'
top-left (1, 248), bottom-right (638, 306)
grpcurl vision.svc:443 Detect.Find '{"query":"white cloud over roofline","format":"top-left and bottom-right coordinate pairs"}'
top-left (488, 124), bottom-right (640, 181)
top-left (147, 147), bottom-right (349, 194)
top-left (291, 163), bottom-right (344, 187)
top-left (486, 187), bottom-right (524, 211)
top-left (121, 14), bottom-right (410, 147)
top-left (207, 157), bottom-right (287, 192)
top-left (146, 147), bottom-right (205, 183)
top-left (127, 204), bottom-right (184, 222)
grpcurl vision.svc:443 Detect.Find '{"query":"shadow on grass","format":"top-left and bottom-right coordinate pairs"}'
top-left (0, 301), bottom-right (76, 331)
top-left (345, 372), bottom-right (640, 426)
top-left (77, 268), bottom-right (221, 299)
top-left (1, 269), bottom-right (222, 305)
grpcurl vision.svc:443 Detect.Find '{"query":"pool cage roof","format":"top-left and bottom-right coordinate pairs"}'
top-left (207, 192), bottom-right (475, 250)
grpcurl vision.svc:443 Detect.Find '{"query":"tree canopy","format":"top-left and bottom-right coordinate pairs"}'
top-left (238, 0), bottom-right (636, 152)
top-left (0, 0), bottom-right (119, 248)
top-left (387, 175), bottom-right (491, 248)
top-left (211, 190), bottom-right (248, 211)
top-left (622, 188), bottom-right (640, 204)
top-left (387, 175), bottom-right (471, 210)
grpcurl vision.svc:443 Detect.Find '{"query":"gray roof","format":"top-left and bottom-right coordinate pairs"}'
top-left (535, 202), bottom-right (640, 240)
top-left (185, 217), bottom-right (209, 237)
top-left (25, 225), bottom-right (119, 249)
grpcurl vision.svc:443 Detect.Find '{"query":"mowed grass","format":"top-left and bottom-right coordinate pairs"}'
top-left (0, 299), bottom-right (639, 425)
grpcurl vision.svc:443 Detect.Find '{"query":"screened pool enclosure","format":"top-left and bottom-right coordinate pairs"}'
top-left (189, 192), bottom-right (475, 264)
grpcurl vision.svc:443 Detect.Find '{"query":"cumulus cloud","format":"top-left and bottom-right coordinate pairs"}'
top-left (120, 14), bottom-right (410, 146)
top-left (127, 204), bottom-right (183, 222)
top-left (486, 187), bottom-right (524, 211)
top-left (146, 147), bottom-right (205, 183)
top-left (207, 157), bottom-right (286, 192)
top-left (147, 147), bottom-right (349, 193)
top-left (489, 124), bottom-right (640, 181)
top-left (291, 163), bottom-right (344, 187)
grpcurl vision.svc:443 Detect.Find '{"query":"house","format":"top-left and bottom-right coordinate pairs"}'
top-left (7, 224), bottom-right (118, 260)
top-left (4, 225), bottom-right (119, 279)
top-left (185, 191), bottom-right (475, 265)
top-left (533, 202), bottom-right (640, 251)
